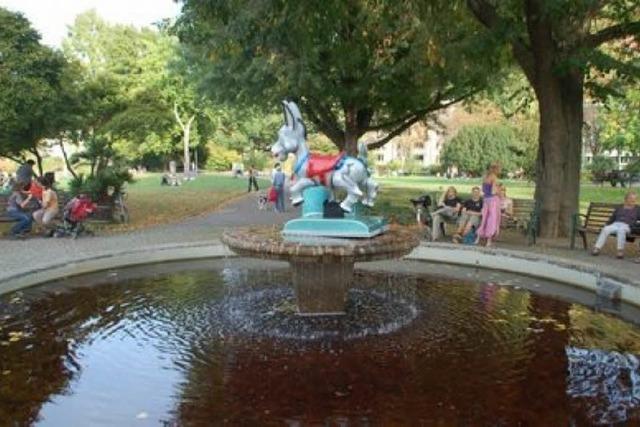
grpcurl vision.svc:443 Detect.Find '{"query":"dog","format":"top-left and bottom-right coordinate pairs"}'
top-left (257, 192), bottom-right (268, 210)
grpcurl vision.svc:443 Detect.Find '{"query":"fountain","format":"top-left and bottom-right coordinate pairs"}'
top-left (222, 100), bottom-right (419, 315)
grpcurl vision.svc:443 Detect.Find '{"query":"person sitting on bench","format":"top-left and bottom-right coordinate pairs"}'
top-left (453, 186), bottom-right (483, 243)
top-left (592, 191), bottom-right (640, 259)
top-left (431, 186), bottom-right (461, 241)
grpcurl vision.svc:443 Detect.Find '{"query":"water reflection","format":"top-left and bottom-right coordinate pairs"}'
top-left (0, 259), bottom-right (638, 425)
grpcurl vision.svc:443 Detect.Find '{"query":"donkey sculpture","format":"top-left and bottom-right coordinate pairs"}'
top-left (271, 100), bottom-right (379, 213)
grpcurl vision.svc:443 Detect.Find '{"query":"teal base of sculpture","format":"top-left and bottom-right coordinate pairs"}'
top-left (283, 186), bottom-right (388, 238)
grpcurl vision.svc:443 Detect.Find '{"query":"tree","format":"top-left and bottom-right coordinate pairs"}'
top-left (0, 7), bottom-right (67, 172)
top-left (441, 123), bottom-right (536, 176)
top-left (175, 0), bottom-right (498, 155)
top-left (600, 85), bottom-right (640, 156)
top-left (466, 0), bottom-right (640, 237)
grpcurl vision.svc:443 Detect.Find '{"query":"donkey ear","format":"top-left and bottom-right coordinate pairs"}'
top-left (282, 101), bottom-right (294, 129)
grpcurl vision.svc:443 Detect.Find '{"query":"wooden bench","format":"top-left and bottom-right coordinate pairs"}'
top-left (570, 202), bottom-right (640, 250)
top-left (432, 195), bottom-right (540, 245)
top-left (0, 191), bottom-right (69, 223)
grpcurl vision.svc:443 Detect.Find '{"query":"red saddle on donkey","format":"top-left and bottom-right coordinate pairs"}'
top-left (306, 152), bottom-right (345, 185)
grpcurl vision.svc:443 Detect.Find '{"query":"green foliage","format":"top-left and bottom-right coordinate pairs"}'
top-left (68, 168), bottom-right (134, 202)
top-left (441, 123), bottom-right (536, 176)
top-left (600, 85), bottom-right (640, 155)
top-left (0, 7), bottom-right (66, 160)
top-left (175, 0), bottom-right (500, 150)
top-left (205, 144), bottom-right (241, 171)
top-left (243, 150), bottom-right (270, 171)
top-left (587, 155), bottom-right (617, 182)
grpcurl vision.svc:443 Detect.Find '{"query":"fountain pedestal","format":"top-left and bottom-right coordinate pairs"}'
top-left (291, 259), bottom-right (352, 315)
top-left (222, 227), bottom-right (419, 316)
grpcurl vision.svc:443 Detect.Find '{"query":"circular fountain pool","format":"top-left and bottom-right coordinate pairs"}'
top-left (1, 258), bottom-right (639, 426)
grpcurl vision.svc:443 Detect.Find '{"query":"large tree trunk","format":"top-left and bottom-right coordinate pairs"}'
top-left (29, 147), bottom-right (44, 177)
top-left (343, 105), bottom-right (359, 156)
top-left (533, 72), bottom-right (583, 238)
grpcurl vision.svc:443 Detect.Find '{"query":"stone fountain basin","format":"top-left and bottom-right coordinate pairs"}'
top-left (222, 226), bottom-right (420, 315)
top-left (221, 225), bottom-right (419, 263)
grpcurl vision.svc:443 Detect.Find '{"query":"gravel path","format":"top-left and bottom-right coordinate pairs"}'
top-left (1, 192), bottom-right (638, 289)
top-left (0, 193), bottom-right (297, 281)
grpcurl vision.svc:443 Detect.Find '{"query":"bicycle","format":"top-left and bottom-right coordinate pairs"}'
top-left (112, 190), bottom-right (130, 224)
top-left (410, 194), bottom-right (434, 241)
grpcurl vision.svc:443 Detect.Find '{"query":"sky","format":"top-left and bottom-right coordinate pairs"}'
top-left (0, 0), bottom-right (182, 47)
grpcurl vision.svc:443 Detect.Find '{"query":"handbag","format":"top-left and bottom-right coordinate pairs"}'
top-left (323, 200), bottom-right (344, 218)
top-left (267, 187), bottom-right (278, 202)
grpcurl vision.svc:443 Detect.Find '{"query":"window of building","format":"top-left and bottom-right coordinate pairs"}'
top-left (377, 154), bottom-right (384, 162)
top-left (414, 154), bottom-right (424, 161)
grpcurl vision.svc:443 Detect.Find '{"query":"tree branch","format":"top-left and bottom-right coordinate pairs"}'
top-left (300, 99), bottom-right (345, 147)
top-left (173, 102), bottom-right (185, 130)
top-left (58, 136), bottom-right (78, 179)
top-left (367, 91), bottom-right (477, 151)
top-left (467, 0), bottom-right (536, 82)
top-left (583, 21), bottom-right (640, 49)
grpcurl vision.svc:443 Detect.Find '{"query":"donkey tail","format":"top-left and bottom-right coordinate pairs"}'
top-left (357, 141), bottom-right (368, 161)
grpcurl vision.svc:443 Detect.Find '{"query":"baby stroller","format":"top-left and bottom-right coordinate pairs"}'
top-left (53, 195), bottom-right (97, 239)
top-left (410, 194), bottom-right (433, 241)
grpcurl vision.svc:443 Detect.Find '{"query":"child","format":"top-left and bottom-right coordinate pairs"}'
top-left (475, 163), bottom-right (502, 247)
top-left (431, 186), bottom-right (462, 241)
top-left (453, 186), bottom-right (483, 243)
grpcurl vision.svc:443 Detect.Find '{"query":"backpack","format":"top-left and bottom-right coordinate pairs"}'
top-left (463, 228), bottom-right (477, 245)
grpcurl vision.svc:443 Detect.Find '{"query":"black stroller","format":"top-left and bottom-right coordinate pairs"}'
top-left (410, 194), bottom-right (434, 241)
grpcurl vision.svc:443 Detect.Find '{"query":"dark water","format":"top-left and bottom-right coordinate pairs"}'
top-left (1, 259), bottom-right (640, 426)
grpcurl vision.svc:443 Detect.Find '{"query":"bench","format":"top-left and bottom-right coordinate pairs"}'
top-left (570, 202), bottom-right (640, 250)
top-left (430, 195), bottom-right (540, 245)
top-left (0, 191), bottom-right (69, 223)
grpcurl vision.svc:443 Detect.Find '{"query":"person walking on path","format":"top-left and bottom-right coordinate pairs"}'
top-left (272, 164), bottom-right (286, 213)
top-left (247, 166), bottom-right (259, 192)
top-left (592, 191), bottom-right (640, 259)
top-left (7, 182), bottom-right (33, 238)
top-left (32, 175), bottom-right (59, 231)
top-left (475, 163), bottom-right (501, 247)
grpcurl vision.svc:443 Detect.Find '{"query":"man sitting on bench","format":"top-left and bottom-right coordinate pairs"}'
top-left (592, 191), bottom-right (640, 259)
top-left (453, 186), bottom-right (483, 243)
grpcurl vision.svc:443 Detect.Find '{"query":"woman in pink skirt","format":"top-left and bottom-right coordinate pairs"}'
top-left (475, 163), bottom-right (501, 247)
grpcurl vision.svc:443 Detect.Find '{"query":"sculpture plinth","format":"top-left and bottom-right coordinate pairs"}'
top-left (221, 226), bottom-right (419, 315)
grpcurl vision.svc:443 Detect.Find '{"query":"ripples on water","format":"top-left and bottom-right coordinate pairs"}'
top-left (0, 258), bottom-right (639, 426)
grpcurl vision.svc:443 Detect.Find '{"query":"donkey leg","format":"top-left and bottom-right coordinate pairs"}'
top-left (362, 177), bottom-right (379, 207)
top-left (332, 172), bottom-right (362, 213)
top-left (289, 177), bottom-right (315, 206)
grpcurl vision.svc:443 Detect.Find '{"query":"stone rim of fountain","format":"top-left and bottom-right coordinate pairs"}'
top-left (221, 225), bottom-right (420, 263)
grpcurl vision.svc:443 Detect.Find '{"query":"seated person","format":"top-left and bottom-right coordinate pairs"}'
top-left (431, 186), bottom-right (462, 241)
top-left (32, 175), bottom-right (59, 231)
top-left (592, 191), bottom-right (640, 259)
top-left (498, 183), bottom-right (514, 223)
top-left (7, 182), bottom-right (33, 238)
top-left (453, 186), bottom-right (483, 243)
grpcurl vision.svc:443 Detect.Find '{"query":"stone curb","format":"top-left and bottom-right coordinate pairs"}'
top-left (408, 242), bottom-right (640, 307)
top-left (1, 240), bottom-right (639, 307)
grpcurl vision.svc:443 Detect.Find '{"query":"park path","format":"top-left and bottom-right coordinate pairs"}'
top-left (1, 192), bottom-right (639, 291)
top-left (0, 193), bottom-right (297, 282)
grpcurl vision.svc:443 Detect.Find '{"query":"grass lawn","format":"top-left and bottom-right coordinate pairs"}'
top-left (370, 176), bottom-right (634, 225)
top-left (1, 173), bottom-right (268, 235)
top-left (100, 173), bottom-right (270, 232)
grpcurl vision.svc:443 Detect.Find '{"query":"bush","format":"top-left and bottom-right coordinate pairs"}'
top-left (587, 155), bottom-right (616, 183)
top-left (206, 144), bottom-right (241, 171)
top-left (69, 168), bottom-right (134, 202)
